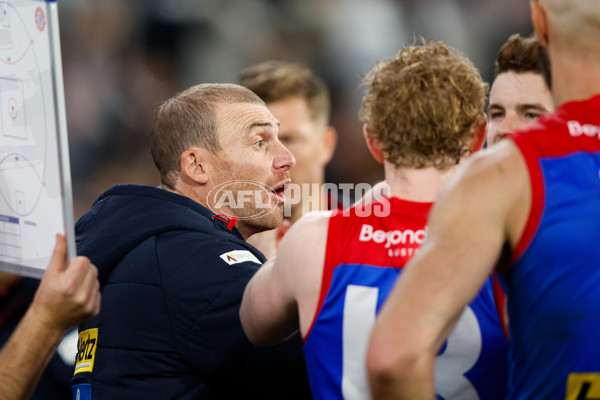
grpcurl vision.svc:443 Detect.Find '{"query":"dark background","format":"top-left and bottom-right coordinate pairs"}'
top-left (57, 0), bottom-right (534, 219)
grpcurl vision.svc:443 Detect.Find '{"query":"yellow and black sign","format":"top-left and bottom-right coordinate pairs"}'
top-left (73, 328), bottom-right (98, 375)
top-left (566, 373), bottom-right (600, 400)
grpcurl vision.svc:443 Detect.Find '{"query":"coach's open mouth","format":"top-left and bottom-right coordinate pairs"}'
top-left (271, 180), bottom-right (291, 203)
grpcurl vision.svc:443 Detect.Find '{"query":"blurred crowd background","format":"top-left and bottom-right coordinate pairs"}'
top-left (58, 0), bottom-right (534, 219)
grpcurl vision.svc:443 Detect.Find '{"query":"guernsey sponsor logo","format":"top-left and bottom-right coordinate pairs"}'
top-left (566, 372), bottom-right (600, 400)
top-left (358, 223), bottom-right (426, 248)
top-left (74, 328), bottom-right (98, 375)
top-left (567, 120), bottom-right (600, 140)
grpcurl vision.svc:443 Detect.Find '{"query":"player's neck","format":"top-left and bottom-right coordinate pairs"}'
top-left (384, 162), bottom-right (456, 203)
top-left (550, 47), bottom-right (600, 106)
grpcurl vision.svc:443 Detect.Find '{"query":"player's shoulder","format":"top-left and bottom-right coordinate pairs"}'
top-left (289, 210), bottom-right (333, 234)
top-left (458, 140), bottom-right (526, 186)
top-left (277, 211), bottom-right (332, 258)
top-left (299, 209), bottom-right (335, 223)
top-left (438, 140), bottom-right (529, 217)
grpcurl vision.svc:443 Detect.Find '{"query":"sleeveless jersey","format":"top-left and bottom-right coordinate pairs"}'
top-left (303, 198), bottom-right (508, 400)
top-left (503, 95), bottom-right (600, 399)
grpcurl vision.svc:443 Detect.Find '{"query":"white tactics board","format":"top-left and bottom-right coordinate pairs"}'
top-left (0, 0), bottom-right (74, 278)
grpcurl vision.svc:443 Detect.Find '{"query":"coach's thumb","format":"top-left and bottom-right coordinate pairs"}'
top-left (47, 233), bottom-right (68, 273)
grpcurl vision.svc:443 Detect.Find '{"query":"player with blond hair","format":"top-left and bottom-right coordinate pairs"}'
top-left (240, 41), bottom-right (508, 400)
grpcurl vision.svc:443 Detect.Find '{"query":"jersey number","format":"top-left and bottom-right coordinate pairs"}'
top-left (341, 284), bottom-right (482, 400)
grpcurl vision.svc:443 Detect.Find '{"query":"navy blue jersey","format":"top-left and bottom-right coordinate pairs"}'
top-left (72, 185), bottom-right (311, 399)
top-left (502, 95), bottom-right (600, 399)
top-left (304, 199), bottom-right (508, 399)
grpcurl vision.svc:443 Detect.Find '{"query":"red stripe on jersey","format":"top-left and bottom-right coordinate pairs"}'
top-left (492, 275), bottom-right (509, 340)
top-left (508, 134), bottom-right (545, 265)
top-left (303, 209), bottom-right (343, 341)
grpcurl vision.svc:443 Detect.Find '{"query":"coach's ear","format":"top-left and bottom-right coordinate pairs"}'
top-left (469, 117), bottom-right (487, 154)
top-left (363, 124), bottom-right (385, 164)
top-left (180, 148), bottom-right (210, 185)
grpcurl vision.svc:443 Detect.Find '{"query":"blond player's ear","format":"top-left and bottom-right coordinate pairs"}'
top-left (363, 125), bottom-right (384, 164)
top-left (469, 118), bottom-right (487, 154)
top-left (531, 0), bottom-right (549, 46)
top-left (275, 219), bottom-right (291, 248)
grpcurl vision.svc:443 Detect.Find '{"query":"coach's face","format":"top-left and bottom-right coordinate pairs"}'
top-left (207, 102), bottom-right (295, 237)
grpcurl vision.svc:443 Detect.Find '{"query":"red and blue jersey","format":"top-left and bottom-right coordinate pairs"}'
top-left (303, 198), bottom-right (508, 400)
top-left (503, 95), bottom-right (600, 399)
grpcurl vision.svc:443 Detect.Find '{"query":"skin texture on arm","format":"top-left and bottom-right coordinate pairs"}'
top-left (0, 235), bottom-right (100, 400)
top-left (240, 211), bottom-right (330, 347)
top-left (246, 219), bottom-right (291, 260)
top-left (367, 140), bottom-right (530, 399)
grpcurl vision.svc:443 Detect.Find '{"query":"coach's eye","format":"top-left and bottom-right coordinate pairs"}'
top-left (255, 139), bottom-right (265, 148)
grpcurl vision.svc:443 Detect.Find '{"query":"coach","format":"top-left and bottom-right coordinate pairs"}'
top-left (72, 84), bottom-right (311, 399)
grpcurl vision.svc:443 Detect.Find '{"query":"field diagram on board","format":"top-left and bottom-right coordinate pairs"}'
top-left (0, 1), bottom-right (65, 275)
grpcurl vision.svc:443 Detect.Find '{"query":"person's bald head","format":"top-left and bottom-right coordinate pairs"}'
top-left (537, 0), bottom-right (600, 54)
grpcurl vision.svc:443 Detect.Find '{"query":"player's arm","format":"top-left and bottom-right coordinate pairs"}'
top-left (246, 219), bottom-right (291, 260)
top-left (240, 212), bottom-right (330, 347)
top-left (239, 251), bottom-right (298, 346)
top-left (0, 235), bottom-right (100, 400)
top-left (367, 141), bottom-right (528, 399)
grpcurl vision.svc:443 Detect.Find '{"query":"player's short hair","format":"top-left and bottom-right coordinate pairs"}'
top-left (237, 61), bottom-right (331, 126)
top-left (359, 40), bottom-right (487, 170)
top-left (494, 33), bottom-right (551, 90)
top-left (150, 83), bottom-right (264, 188)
